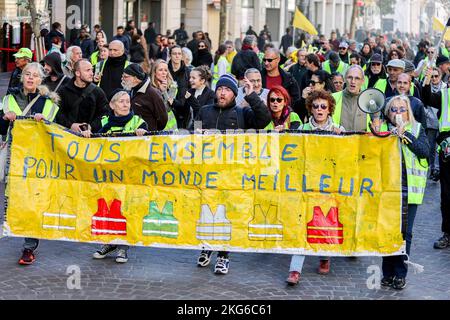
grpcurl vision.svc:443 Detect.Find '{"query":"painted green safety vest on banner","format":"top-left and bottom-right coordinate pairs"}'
top-left (100, 115), bottom-right (145, 133)
top-left (264, 112), bottom-right (302, 130)
top-left (331, 91), bottom-right (370, 131)
top-left (142, 201), bottom-right (178, 238)
top-left (2, 95), bottom-right (59, 122)
top-left (380, 122), bottom-right (428, 204)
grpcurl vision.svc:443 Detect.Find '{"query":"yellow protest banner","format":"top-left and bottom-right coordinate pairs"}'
top-left (3, 120), bottom-right (404, 256)
top-left (432, 16), bottom-right (450, 41)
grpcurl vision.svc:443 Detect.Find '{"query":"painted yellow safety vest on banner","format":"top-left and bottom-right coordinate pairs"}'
top-left (3, 120), bottom-right (404, 256)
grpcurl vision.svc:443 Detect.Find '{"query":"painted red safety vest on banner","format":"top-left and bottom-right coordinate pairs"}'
top-left (91, 198), bottom-right (127, 235)
top-left (307, 206), bottom-right (343, 244)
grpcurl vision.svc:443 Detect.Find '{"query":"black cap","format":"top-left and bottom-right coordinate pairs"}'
top-left (436, 55), bottom-right (450, 67)
top-left (370, 53), bottom-right (383, 64)
top-left (108, 88), bottom-right (130, 102)
top-left (123, 63), bottom-right (146, 81)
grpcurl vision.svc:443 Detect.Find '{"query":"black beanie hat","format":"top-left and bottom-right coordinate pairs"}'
top-left (123, 63), bottom-right (146, 81)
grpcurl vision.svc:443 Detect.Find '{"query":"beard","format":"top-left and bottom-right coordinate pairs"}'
top-left (121, 80), bottom-right (133, 91)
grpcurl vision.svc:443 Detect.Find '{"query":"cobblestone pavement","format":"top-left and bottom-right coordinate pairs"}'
top-left (0, 73), bottom-right (449, 300)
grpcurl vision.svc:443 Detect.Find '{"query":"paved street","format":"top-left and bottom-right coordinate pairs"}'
top-left (0, 73), bottom-right (449, 300)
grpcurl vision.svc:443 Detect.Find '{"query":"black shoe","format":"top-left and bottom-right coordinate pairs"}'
top-left (93, 244), bottom-right (118, 259)
top-left (197, 250), bottom-right (213, 267)
top-left (430, 170), bottom-right (440, 182)
top-left (381, 276), bottom-right (394, 287)
top-left (433, 233), bottom-right (450, 249)
top-left (392, 277), bottom-right (406, 290)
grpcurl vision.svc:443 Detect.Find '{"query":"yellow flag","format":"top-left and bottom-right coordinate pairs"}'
top-left (432, 17), bottom-right (450, 41)
top-left (293, 7), bottom-right (318, 36)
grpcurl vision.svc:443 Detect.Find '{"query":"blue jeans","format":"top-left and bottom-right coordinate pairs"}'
top-left (289, 255), bottom-right (330, 272)
top-left (382, 204), bottom-right (418, 278)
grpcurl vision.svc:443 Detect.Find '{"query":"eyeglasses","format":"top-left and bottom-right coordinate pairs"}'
top-left (339, 47), bottom-right (347, 50)
top-left (309, 80), bottom-right (322, 85)
top-left (270, 97), bottom-right (284, 103)
top-left (427, 51), bottom-right (435, 54)
top-left (371, 62), bottom-right (381, 66)
top-left (23, 72), bottom-right (40, 78)
top-left (390, 106), bottom-right (407, 113)
top-left (312, 103), bottom-right (328, 110)
top-left (431, 74), bottom-right (440, 78)
top-left (263, 58), bottom-right (277, 63)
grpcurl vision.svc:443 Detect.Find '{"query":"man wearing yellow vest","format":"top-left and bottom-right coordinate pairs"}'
top-left (422, 67), bottom-right (450, 249)
top-left (331, 65), bottom-right (369, 131)
top-left (374, 59), bottom-right (405, 99)
top-left (322, 52), bottom-right (349, 77)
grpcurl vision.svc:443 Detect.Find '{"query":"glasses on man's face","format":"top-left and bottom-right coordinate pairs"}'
top-left (431, 74), bottom-right (440, 79)
top-left (270, 97), bottom-right (283, 103)
top-left (312, 103), bottom-right (328, 110)
top-left (339, 47), bottom-right (346, 50)
top-left (263, 58), bottom-right (277, 63)
top-left (371, 62), bottom-right (381, 67)
top-left (427, 51), bottom-right (435, 55)
top-left (390, 106), bottom-right (407, 113)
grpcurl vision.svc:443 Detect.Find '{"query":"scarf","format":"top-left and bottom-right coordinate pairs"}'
top-left (272, 107), bottom-right (291, 127)
top-left (98, 111), bottom-right (134, 133)
top-left (431, 81), bottom-right (446, 93)
top-left (241, 44), bottom-right (253, 51)
top-left (309, 116), bottom-right (336, 131)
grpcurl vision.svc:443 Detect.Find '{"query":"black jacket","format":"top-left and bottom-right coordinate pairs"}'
top-left (8, 67), bottom-right (22, 90)
top-left (55, 78), bottom-right (109, 132)
top-left (98, 54), bottom-right (128, 100)
top-left (231, 49), bottom-right (261, 80)
top-left (130, 42), bottom-right (146, 63)
top-left (185, 86), bottom-right (216, 119)
top-left (169, 62), bottom-right (190, 98)
top-left (289, 63), bottom-right (308, 89)
top-left (74, 37), bottom-right (95, 58)
top-left (421, 84), bottom-right (450, 143)
top-left (196, 92), bottom-right (271, 130)
top-left (43, 52), bottom-right (70, 93)
top-left (261, 67), bottom-right (301, 113)
top-left (193, 49), bottom-right (213, 68)
top-left (45, 29), bottom-right (66, 53)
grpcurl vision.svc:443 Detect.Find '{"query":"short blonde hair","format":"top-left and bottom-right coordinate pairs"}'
top-left (384, 95), bottom-right (416, 125)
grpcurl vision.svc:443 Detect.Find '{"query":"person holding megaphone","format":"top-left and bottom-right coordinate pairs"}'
top-left (371, 95), bottom-right (430, 290)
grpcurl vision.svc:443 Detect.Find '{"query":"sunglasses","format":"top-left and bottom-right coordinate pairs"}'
top-left (431, 74), bottom-right (439, 78)
top-left (339, 47), bottom-right (347, 50)
top-left (371, 62), bottom-right (381, 66)
top-left (427, 51), bottom-right (435, 54)
top-left (270, 97), bottom-right (284, 103)
top-left (263, 58), bottom-right (277, 63)
top-left (312, 103), bottom-right (328, 110)
top-left (309, 80), bottom-right (322, 85)
top-left (390, 107), bottom-right (407, 113)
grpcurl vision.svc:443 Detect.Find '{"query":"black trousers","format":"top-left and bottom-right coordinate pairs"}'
top-left (439, 151), bottom-right (450, 234)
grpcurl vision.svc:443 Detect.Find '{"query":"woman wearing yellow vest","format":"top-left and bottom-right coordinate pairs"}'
top-left (211, 44), bottom-right (230, 90)
top-left (150, 59), bottom-right (184, 130)
top-left (0, 62), bottom-right (60, 265)
top-left (89, 90), bottom-right (147, 263)
top-left (286, 90), bottom-right (344, 285)
top-left (372, 95), bottom-right (430, 290)
top-left (264, 86), bottom-right (301, 130)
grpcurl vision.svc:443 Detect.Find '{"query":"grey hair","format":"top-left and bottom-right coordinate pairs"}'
top-left (384, 94), bottom-right (416, 125)
top-left (224, 40), bottom-right (233, 46)
top-left (344, 64), bottom-right (365, 80)
top-left (110, 40), bottom-right (125, 52)
top-left (243, 35), bottom-right (257, 46)
top-left (244, 68), bottom-right (261, 78)
top-left (66, 46), bottom-right (81, 62)
top-left (265, 47), bottom-right (280, 58)
top-left (110, 91), bottom-right (130, 105)
top-left (20, 62), bottom-right (46, 82)
top-left (182, 47), bottom-right (193, 65)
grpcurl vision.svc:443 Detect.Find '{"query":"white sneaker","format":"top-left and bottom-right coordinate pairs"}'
top-left (214, 256), bottom-right (229, 274)
top-left (115, 249), bottom-right (128, 263)
top-left (197, 250), bottom-right (213, 267)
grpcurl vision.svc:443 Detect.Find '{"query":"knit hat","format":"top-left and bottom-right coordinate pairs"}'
top-left (123, 63), bottom-right (146, 81)
top-left (215, 74), bottom-right (238, 96)
top-left (370, 53), bottom-right (383, 64)
top-left (403, 59), bottom-right (415, 73)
